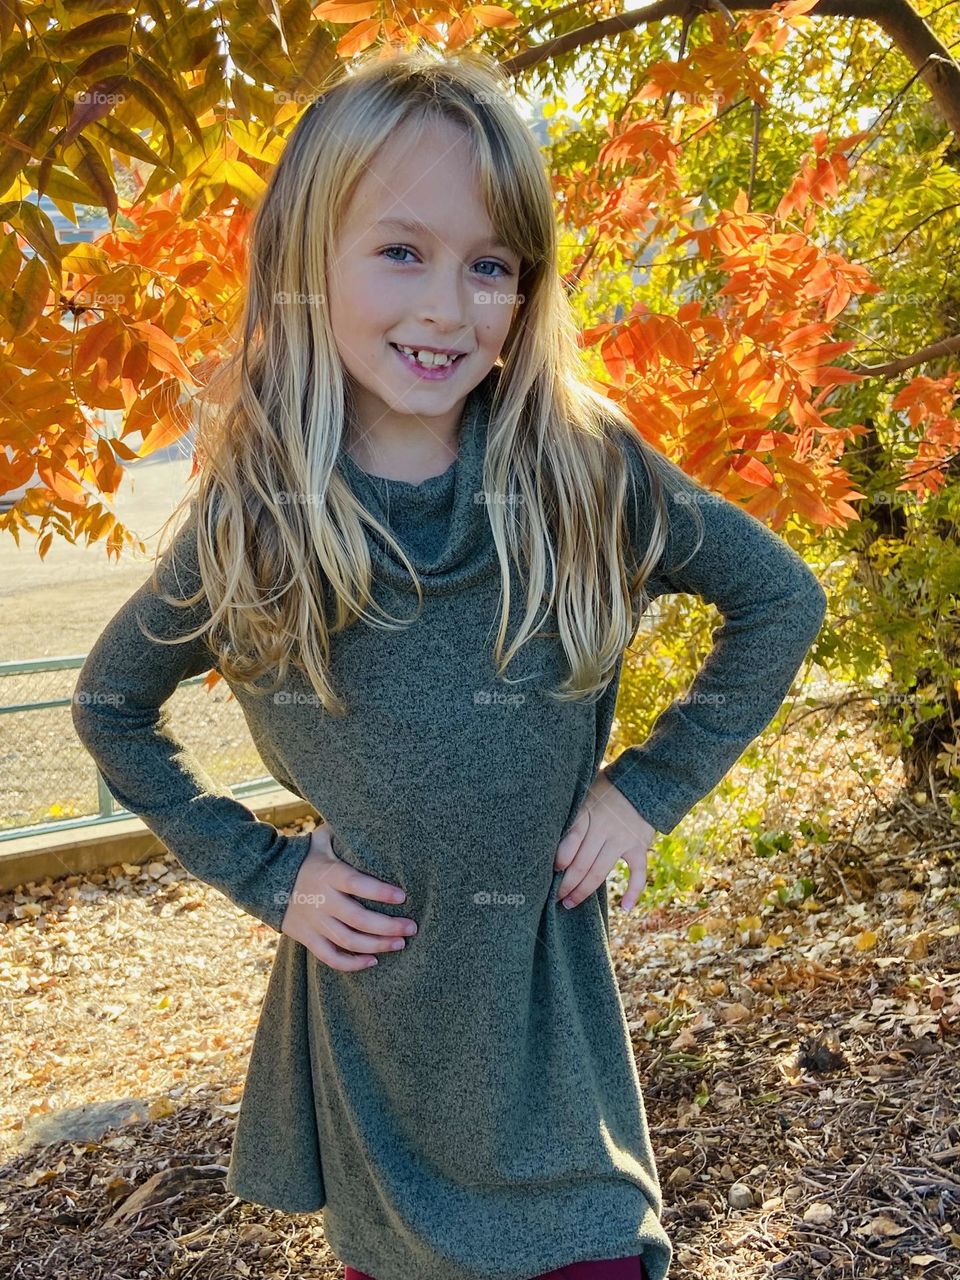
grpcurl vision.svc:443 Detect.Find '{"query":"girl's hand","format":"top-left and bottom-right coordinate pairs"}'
top-left (554, 769), bottom-right (656, 912)
top-left (280, 823), bottom-right (416, 970)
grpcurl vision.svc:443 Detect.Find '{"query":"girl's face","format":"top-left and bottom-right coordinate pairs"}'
top-left (326, 117), bottom-right (522, 446)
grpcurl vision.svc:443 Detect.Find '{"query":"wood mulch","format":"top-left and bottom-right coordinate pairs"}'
top-left (1, 695), bottom-right (958, 1278)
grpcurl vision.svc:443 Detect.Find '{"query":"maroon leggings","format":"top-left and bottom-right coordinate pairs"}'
top-left (345, 1258), bottom-right (648, 1280)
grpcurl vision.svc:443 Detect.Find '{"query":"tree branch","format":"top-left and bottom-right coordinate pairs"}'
top-left (859, 202), bottom-right (960, 263)
top-left (848, 333), bottom-right (960, 377)
top-left (501, 1), bottom-right (960, 138)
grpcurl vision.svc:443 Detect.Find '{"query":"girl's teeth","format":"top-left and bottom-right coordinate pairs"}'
top-left (396, 345), bottom-right (456, 368)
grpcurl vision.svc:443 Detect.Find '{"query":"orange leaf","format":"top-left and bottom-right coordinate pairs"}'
top-left (466, 4), bottom-right (522, 29)
top-left (76, 320), bottom-right (117, 373)
top-left (138, 408), bottom-right (191, 458)
top-left (313, 1), bottom-right (377, 19)
top-left (129, 320), bottom-right (199, 385)
top-left (731, 454), bottom-right (775, 487)
top-left (37, 456), bottom-right (85, 502)
top-left (337, 17), bottom-right (380, 56)
top-left (95, 437), bottom-right (124, 495)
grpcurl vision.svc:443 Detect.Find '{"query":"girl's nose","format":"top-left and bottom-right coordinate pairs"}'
top-left (413, 279), bottom-right (472, 330)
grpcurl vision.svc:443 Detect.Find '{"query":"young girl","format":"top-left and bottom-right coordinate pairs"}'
top-left (72, 48), bottom-right (827, 1280)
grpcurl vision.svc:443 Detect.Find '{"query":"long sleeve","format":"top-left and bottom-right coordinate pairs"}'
top-left (71, 502), bottom-right (313, 932)
top-left (603, 428), bottom-right (828, 834)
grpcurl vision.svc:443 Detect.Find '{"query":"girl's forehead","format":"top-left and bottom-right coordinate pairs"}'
top-left (342, 151), bottom-right (494, 228)
top-left (329, 116), bottom-right (524, 256)
top-left (358, 125), bottom-right (477, 189)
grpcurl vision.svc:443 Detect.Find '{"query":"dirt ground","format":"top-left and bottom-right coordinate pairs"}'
top-left (1, 696), bottom-right (958, 1279)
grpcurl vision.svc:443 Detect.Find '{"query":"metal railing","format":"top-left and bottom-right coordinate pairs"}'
top-left (0, 654), bottom-right (280, 842)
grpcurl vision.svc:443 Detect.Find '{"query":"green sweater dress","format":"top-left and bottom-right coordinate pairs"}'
top-left (71, 368), bottom-right (827, 1280)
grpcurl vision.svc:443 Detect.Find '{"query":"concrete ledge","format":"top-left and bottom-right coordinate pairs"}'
top-left (0, 788), bottom-right (317, 892)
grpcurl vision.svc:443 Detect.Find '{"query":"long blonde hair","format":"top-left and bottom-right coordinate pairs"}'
top-left (149, 45), bottom-right (700, 713)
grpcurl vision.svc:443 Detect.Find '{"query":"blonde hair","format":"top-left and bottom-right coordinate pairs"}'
top-left (149, 45), bottom-right (701, 712)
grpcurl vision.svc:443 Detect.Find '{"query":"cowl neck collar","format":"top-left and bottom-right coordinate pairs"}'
top-left (337, 368), bottom-right (501, 597)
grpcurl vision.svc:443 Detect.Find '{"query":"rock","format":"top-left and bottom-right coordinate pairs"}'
top-left (728, 1181), bottom-right (755, 1209)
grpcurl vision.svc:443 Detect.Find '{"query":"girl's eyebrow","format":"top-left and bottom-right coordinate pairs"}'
top-left (372, 215), bottom-right (514, 255)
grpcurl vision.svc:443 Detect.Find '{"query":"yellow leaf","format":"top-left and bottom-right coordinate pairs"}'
top-left (10, 254), bottom-right (50, 337)
top-left (228, 121), bottom-right (285, 166)
top-left (855, 930), bottom-right (878, 951)
top-left (147, 1096), bottom-right (176, 1120)
top-left (223, 158), bottom-right (267, 206)
top-left (62, 242), bottom-right (111, 274)
top-left (904, 932), bottom-right (930, 959)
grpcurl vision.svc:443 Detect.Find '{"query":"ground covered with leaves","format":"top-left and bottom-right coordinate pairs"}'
top-left (2, 698), bottom-right (958, 1279)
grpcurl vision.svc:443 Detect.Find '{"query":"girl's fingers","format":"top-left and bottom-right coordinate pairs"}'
top-left (620, 860), bottom-right (648, 911)
top-left (299, 932), bottom-right (381, 971)
top-left (339, 867), bottom-right (407, 904)
top-left (335, 894), bottom-right (417, 937)
top-left (558, 850), bottom-right (615, 909)
top-left (556, 856), bottom-right (591, 901)
top-left (554, 823), bottom-right (583, 871)
top-left (324, 913), bottom-right (412, 953)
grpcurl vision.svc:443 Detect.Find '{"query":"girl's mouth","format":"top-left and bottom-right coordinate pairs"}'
top-left (389, 343), bottom-right (468, 381)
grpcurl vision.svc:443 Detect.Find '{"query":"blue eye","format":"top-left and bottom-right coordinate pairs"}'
top-left (380, 245), bottom-right (417, 264)
top-left (379, 245), bottom-right (513, 277)
top-left (474, 259), bottom-right (510, 278)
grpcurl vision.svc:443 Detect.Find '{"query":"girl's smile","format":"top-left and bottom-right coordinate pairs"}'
top-left (389, 341), bottom-right (469, 381)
